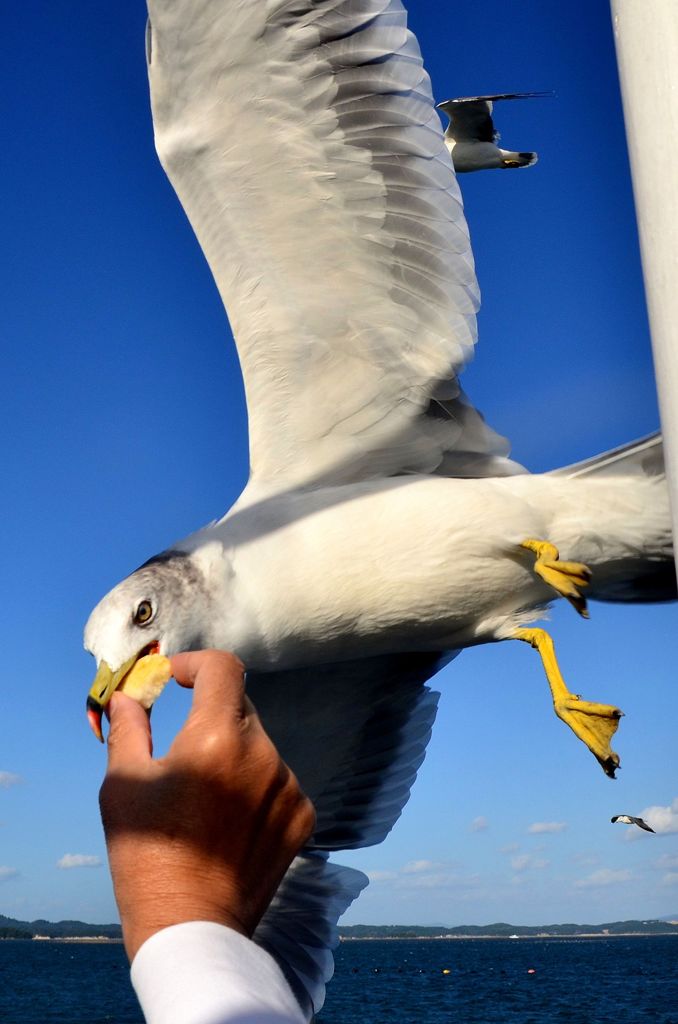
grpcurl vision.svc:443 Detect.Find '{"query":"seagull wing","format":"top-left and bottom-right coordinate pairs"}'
top-left (612, 814), bottom-right (656, 832)
top-left (146, 0), bottom-right (523, 493)
top-left (440, 98), bottom-right (497, 143)
top-left (246, 652), bottom-right (448, 850)
top-left (439, 92), bottom-right (553, 143)
top-left (246, 651), bottom-right (449, 1013)
top-left (451, 92), bottom-right (553, 103)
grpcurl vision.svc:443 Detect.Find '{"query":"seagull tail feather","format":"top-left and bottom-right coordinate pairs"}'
top-left (549, 431), bottom-right (664, 481)
top-left (253, 851), bottom-right (368, 1020)
top-left (500, 150), bottom-right (538, 168)
top-left (549, 432), bottom-right (675, 602)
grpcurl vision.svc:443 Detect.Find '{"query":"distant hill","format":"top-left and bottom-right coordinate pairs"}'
top-left (2, 913), bottom-right (677, 942)
top-left (0, 914), bottom-right (121, 940)
top-left (339, 920), bottom-right (678, 939)
top-left (0, 923), bottom-right (31, 940)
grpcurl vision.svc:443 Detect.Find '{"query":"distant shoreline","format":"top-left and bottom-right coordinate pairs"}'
top-left (8, 932), bottom-right (677, 943)
top-left (340, 931), bottom-right (678, 941)
top-left (2, 914), bottom-right (676, 943)
top-left (1, 932), bottom-right (676, 945)
top-left (0, 936), bottom-right (123, 944)
top-left (2, 933), bottom-right (676, 944)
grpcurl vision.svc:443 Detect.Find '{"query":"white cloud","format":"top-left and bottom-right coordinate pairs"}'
top-left (57, 853), bottom-right (102, 870)
top-left (366, 870), bottom-right (398, 882)
top-left (509, 873), bottom-right (528, 887)
top-left (0, 866), bottom-right (19, 882)
top-left (655, 853), bottom-right (678, 871)
top-left (500, 842), bottom-right (520, 854)
top-left (571, 852), bottom-right (601, 867)
top-left (528, 821), bottom-right (567, 835)
top-left (401, 870), bottom-right (481, 891)
top-left (652, 855), bottom-right (678, 886)
top-left (0, 771), bottom-right (22, 789)
top-left (365, 861), bottom-right (479, 893)
top-left (574, 868), bottom-right (632, 889)
top-left (621, 828), bottom-right (647, 844)
top-left (402, 859), bottom-right (438, 874)
top-left (470, 816), bottom-right (488, 833)
top-left (511, 854), bottom-right (550, 873)
top-left (639, 797), bottom-right (678, 835)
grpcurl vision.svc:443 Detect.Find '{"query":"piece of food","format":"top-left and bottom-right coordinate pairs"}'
top-left (117, 653), bottom-right (172, 709)
top-left (87, 650), bottom-right (173, 742)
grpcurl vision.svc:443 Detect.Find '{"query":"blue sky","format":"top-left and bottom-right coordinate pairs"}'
top-left (1, 1), bottom-right (676, 927)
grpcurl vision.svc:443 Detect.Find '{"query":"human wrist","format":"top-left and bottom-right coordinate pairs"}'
top-left (120, 891), bottom-right (249, 962)
top-left (111, 858), bottom-right (252, 961)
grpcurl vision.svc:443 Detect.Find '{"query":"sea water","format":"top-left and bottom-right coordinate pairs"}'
top-left (323, 936), bottom-right (678, 1024)
top-left (0, 935), bottom-right (676, 1024)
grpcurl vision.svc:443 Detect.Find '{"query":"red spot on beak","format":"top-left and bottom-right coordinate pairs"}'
top-left (87, 699), bottom-right (104, 743)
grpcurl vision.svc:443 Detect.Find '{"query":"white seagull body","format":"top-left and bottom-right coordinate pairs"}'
top-left (84, 1), bottom-right (673, 1015)
top-left (437, 92), bottom-right (550, 172)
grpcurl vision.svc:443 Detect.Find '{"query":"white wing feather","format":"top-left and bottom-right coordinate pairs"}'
top-left (146, 0), bottom-right (520, 491)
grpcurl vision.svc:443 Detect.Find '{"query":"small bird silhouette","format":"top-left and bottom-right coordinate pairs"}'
top-left (611, 815), bottom-right (655, 833)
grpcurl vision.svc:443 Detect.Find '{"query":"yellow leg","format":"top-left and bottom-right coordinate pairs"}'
top-left (521, 539), bottom-right (591, 618)
top-left (514, 627), bottom-right (623, 778)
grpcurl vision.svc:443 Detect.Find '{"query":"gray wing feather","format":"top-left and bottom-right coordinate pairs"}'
top-left (549, 432), bottom-right (663, 479)
top-left (438, 92), bottom-right (553, 144)
top-left (146, 0), bottom-right (522, 491)
top-left (247, 652), bottom-right (450, 850)
top-left (440, 99), bottom-right (496, 143)
top-left (247, 648), bottom-right (451, 1017)
top-left (254, 852), bottom-right (368, 1019)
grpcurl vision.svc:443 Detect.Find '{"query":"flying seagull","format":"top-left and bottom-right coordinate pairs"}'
top-left (436, 92), bottom-right (551, 172)
top-left (611, 815), bottom-right (656, 833)
top-left (84, 0), bottom-right (674, 1015)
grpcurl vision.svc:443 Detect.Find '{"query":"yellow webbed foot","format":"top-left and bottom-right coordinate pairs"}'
top-left (552, 695), bottom-right (622, 779)
top-left (514, 627), bottom-right (623, 778)
top-left (521, 539), bottom-right (591, 618)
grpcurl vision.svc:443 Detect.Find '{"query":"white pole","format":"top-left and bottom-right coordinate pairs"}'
top-left (610, 0), bottom-right (678, 571)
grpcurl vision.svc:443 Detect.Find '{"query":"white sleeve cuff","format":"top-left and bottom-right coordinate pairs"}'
top-left (131, 921), bottom-right (306, 1024)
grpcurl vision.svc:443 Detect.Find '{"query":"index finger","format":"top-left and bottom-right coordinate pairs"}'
top-left (170, 650), bottom-right (247, 720)
top-left (106, 691), bottom-right (153, 774)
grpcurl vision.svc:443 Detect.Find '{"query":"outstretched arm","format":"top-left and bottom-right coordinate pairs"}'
top-left (99, 649), bottom-right (315, 1023)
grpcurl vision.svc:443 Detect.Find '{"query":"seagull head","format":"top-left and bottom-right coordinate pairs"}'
top-left (84, 550), bottom-right (212, 740)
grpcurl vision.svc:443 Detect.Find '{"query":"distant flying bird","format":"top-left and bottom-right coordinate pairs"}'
top-left (611, 815), bottom-right (656, 833)
top-left (84, 1), bottom-right (674, 1016)
top-left (437, 92), bottom-right (551, 172)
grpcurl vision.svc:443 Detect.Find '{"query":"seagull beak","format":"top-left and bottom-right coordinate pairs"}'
top-left (86, 654), bottom-right (140, 742)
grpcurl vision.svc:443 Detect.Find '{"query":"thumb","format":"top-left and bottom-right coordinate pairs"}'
top-left (170, 650), bottom-right (247, 720)
top-left (106, 692), bottom-right (153, 772)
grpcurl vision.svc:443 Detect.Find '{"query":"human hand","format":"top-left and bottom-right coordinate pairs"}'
top-left (98, 650), bottom-right (315, 961)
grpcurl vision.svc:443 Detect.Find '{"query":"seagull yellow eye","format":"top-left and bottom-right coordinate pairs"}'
top-left (134, 600), bottom-right (154, 626)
